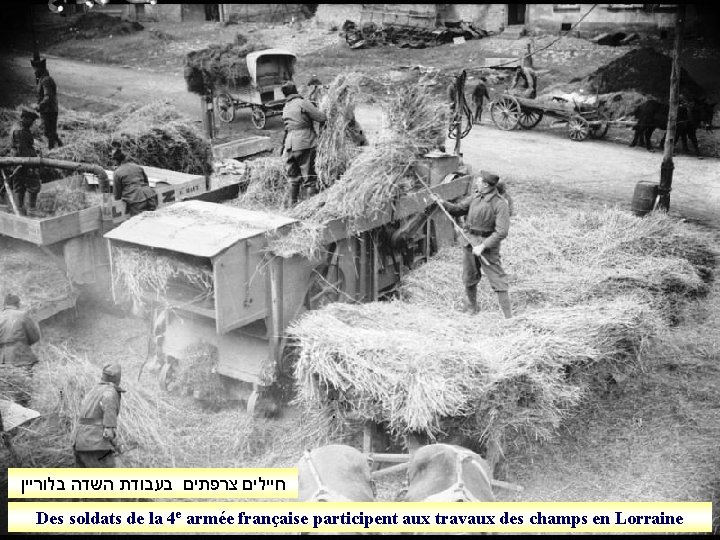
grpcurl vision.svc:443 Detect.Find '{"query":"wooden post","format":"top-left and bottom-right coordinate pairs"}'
top-left (658, 5), bottom-right (685, 212)
top-left (202, 93), bottom-right (215, 141)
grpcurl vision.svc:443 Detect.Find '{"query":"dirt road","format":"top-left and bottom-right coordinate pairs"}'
top-left (461, 122), bottom-right (720, 228)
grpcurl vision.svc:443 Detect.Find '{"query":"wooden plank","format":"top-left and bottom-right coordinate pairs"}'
top-left (212, 136), bottom-right (274, 160)
top-left (268, 256), bottom-right (283, 364)
top-left (187, 182), bottom-right (241, 203)
top-left (37, 208), bottom-right (102, 246)
top-left (0, 212), bottom-right (42, 244)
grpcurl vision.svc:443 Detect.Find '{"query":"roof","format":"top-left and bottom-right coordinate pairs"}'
top-left (104, 200), bottom-right (298, 258)
top-left (246, 48), bottom-right (297, 83)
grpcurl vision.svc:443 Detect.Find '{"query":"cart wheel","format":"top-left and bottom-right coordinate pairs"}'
top-left (251, 106), bottom-right (267, 129)
top-left (568, 116), bottom-right (590, 142)
top-left (216, 93), bottom-right (235, 123)
top-left (589, 114), bottom-right (610, 139)
top-left (158, 357), bottom-right (179, 391)
top-left (304, 263), bottom-right (346, 310)
top-left (490, 96), bottom-right (521, 131)
top-left (518, 110), bottom-right (543, 129)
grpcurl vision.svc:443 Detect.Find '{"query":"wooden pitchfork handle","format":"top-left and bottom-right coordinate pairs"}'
top-left (2, 166), bottom-right (23, 216)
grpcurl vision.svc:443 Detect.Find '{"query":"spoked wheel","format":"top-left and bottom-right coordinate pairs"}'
top-left (215, 93), bottom-right (235, 123)
top-left (589, 113), bottom-right (610, 139)
top-left (568, 115), bottom-right (590, 141)
top-left (158, 356), bottom-right (179, 391)
top-left (518, 110), bottom-right (543, 129)
top-left (304, 262), bottom-right (346, 310)
top-left (251, 106), bottom-right (267, 129)
top-left (490, 96), bottom-right (522, 131)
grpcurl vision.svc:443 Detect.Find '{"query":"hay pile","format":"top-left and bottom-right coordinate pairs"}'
top-left (111, 246), bottom-right (214, 309)
top-left (0, 239), bottom-right (74, 318)
top-left (184, 42), bottom-right (265, 95)
top-left (0, 365), bottom-right (33, 405)
top-left (10, 343), bottom-right (175, 467)
top-left (33, 175), bottom-right (103, 217)
top-left (224, 157), bottom-right (289, 210)
top-left (535, 90), bottom-right (651, 120)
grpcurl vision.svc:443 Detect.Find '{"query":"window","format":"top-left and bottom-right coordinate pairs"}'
top-left (606, 4), bottom-right (645, 11)
top-left (553, 4), bottom-right (581, 11)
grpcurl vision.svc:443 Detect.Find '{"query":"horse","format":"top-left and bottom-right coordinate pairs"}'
top-left (297, 444), bottom-right (376, 502)
top-left (398, 444), bottom-right (495, 503)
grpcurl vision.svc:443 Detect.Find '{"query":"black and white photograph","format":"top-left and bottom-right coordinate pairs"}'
top-left (1, 1), bottom-right (719, 534)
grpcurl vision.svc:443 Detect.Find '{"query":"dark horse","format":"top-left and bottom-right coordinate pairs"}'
top-left (630, 98), bottom-right (715, 156)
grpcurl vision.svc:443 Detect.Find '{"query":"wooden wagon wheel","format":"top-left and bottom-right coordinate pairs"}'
top-left (251, 106), bottom-right (267, 130)
top-left (490, 96), bottom-right (521, 131)
top-left (589, 113), bottom-right (610, 139)
top-left (215, 93), bottom-right (235, 123)
top-left (568, 115), bottom-right (590, 142)
top-left (518, 110), bottom-right (543, 129)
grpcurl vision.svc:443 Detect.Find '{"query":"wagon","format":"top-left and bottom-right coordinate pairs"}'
top-left (489, 93), bottom-right (610, 142)
top-left (104, 163), bottom-right (471, 413)
top-left (214, 49), bottom-right (296, 129)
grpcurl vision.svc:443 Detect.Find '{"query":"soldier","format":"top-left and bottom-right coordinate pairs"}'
top-left (31, 57), bottom-right (63, 150)
top-left (0, 293), bottom-right (41, 406)
top-left (10, 108), bottom-right (42, 216)
top-left (112, 147), bottom-right (158, 216)
top-left (472, 77), bottom-right (491, 124)
top-left (73, 363), bottom-right (124, 468)
top-left (280, 81), bottom-right (327, 205)
top-left (439, 171), bottom-right (513, 318)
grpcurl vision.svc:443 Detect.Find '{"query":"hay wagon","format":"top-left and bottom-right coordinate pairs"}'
top-left (214, 49), bottom-right (297, 129)
top-left (489, 94), bottom-right (610, 141)
top-left (104, 165), bottom-right (471, 413)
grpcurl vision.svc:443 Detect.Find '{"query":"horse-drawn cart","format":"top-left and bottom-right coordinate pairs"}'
top-left (215, 49), bottom-right (296, 129)
top-left (490, 94), bottom-right (610, 141)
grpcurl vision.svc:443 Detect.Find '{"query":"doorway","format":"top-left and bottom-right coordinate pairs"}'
top-left (507, 4), bottom-right (526, 25)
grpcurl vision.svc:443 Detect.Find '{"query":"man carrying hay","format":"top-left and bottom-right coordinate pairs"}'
top-left (112, 147), bottom-right (159, 216)
top-left (73, 363), bottom-right (124, 468)
top-left (31, 57), bottom-right (63, 150)
top-left (10, 108), bottom-right (42, 216)
top-left (0, 293), bottom-right (41, 405)
top-left (280, 81), bottom-right (327, 205)
top-left (510, 65), bottom-right (537, 99)
top-left (440, 171), bottom-right (513, 318)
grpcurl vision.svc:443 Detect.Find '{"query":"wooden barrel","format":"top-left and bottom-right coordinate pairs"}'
top-left (631, 181), bottom-right (659, 217)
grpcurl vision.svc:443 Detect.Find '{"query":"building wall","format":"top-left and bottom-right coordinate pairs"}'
top-left (442, 4), bottom-right (508, 31)
top-left (222, 4), bottom-right (304, 23)
top-left (314, 4), bottom-right (364, 26)
top-left (314, 4), bottom-right (438, 28)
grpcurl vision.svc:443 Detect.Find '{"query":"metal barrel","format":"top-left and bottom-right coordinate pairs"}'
top-left (631, 181), bottom-right (659, 217)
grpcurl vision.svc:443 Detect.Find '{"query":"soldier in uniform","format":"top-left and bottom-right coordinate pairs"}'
top-left (439, 171), bottom-right (513, 318)
top-left (472, 77), bottom-right (491, 124)
top-left (0, 293), bottom-right (41, 406)
top-left (280, 82), bottom-right (327, 205)
top-left (10, 108), bottom-right (42, 215)
top-left (112, 147), bottom-right (158, 216)
top-left (31, 57), bottom-right (63, 150)
top-left (73, 363), bottom-right (124, 468)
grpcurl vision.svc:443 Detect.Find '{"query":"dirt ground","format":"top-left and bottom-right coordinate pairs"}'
top-left (2, 15), bottom-right (720, 533)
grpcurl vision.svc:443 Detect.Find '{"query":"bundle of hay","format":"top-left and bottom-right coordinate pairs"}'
top-left (315, 72), bottom-right (366, 188)
top-left (111, 246), bottom-right (214, 309)
top-left (225, 157), bottom-right (289, 210)
top-left (184, 42), bottom-right (265, 95)
top-left (34, 175), bottom-right (103, 216)
top-left (0, 365), bottom-right (32, 405)
top-left (11, 343), bottom-right (175, 468)
top-left (291, 297), bottom-right (656, 445)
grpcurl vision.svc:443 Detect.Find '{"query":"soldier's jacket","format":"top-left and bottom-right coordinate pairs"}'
top-left (73, 382), bottom-right (123, 452)
top-left (37, 74), bottom-right (59, 114)
top-left (0, 307), bottom-right (41, 367)
top-left (11, 125), bottom-right (37, 158)
top-left (443, 189), bottom-right (510, 250)
top-left (282, 94), bottom-right (327, 152)
top-left (113, 162), bottom-right (156, 205)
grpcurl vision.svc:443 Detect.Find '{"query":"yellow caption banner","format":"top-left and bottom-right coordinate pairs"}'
top-left (8, 468), bottom-right (297, 499)
top-left (7, 502), bottom-right (712, 533)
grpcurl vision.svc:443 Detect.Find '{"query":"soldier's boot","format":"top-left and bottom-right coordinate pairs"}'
top-left (462, 285), bottom-right (479, 314)
top-left (289, 180), bottom-right (301, 205)
top-left (497, 291), bottom-right (512, 319)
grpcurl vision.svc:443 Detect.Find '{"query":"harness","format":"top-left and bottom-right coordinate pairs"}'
top-left (301, 450), bottom-right (376, 502)
top-left (418, 447), bottom-right (494, 503)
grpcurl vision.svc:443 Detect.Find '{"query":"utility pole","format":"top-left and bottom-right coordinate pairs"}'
top-left (658, 4), bottom-right (685, 212)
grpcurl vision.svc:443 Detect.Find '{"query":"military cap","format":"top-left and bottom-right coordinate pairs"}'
top-left (308, 75), bottom-right (322, 86)
top-left (101, 363), bottom-right (122, 384)
top-left (281, 81), bottom-right (298, 97)
top-left (480, 170), bottom-right (500, 186)
top-left (3, 293), bottom-right (20, 307)
top-left (20, 108), bottom-right (39, 121)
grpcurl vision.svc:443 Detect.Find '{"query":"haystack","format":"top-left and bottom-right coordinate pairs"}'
top-left (184, 42), bottom-right (265, 95)
top-left (290, 297), bottom-right (658, 446)
top-left (224, 157), bottom-right (289, 210)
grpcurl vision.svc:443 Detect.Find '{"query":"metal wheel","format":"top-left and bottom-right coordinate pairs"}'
top-left (490, 96), bottom-right (522, 131)
top-left (568, 115), bottom-right (590, 142)
top-left (158, 357), bottom-right (179, 391)
top-left (216, 93), bottom-right (235, 123)
top-left (589, 114), bottom-right (610, 139)
top-left (518, 110), bottom-right (543, 129)
top-left (251, 106), bottom-right (267, 129)
top-left (304, 262), bottom-right (346, 310)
